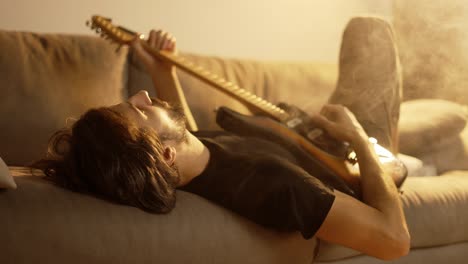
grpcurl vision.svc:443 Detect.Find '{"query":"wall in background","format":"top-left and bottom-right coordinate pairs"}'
top-left (1, 0), bottom-right (391, 62)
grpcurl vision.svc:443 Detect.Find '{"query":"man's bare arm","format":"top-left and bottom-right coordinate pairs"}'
top-left (131, 30), bottom-right (198, 131)
top-left (148, 67), bottom-right (198, 131)
top-left (312, 105), bottom-right (410, 260)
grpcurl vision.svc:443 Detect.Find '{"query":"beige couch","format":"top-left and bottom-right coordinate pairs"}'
top-left (2, 18), bottom-right (468, 263)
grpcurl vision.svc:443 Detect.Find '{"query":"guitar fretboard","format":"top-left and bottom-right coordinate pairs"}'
top-left (149, 46), bottom-right (290, 122)
top-left (90, 15), bottom-right (289, 122)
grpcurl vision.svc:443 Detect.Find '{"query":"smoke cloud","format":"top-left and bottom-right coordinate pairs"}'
top-left (393, 0), bottom-right (468, 104)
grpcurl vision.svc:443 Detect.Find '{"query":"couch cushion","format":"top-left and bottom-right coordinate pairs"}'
top-left (2, 167), bottom-right (316, 264)
top-left (398, 99), bottom-right (468, 156)
top-left (316, 171), bottom-right (468, 261)
top-left (417, 125), bottom-right (468, 173)
top-left (316, 242), bottom-right (468, 264)
top-left (128, 51), bottom-right (337, 130)
top-left (0, 31), bottom-right (129, 166)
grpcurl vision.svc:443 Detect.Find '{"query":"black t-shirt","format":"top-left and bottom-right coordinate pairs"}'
top-left (180, 131), bottom-right (356, 239)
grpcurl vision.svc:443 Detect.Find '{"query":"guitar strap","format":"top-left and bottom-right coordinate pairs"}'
top-left (215, 106), bottom-right (358, 198)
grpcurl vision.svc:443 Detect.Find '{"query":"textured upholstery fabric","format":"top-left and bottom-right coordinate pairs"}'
top-left (328, 16), bottom-right (402, 152)
top-left (316, 242), bottom-right (468, 264)
top-left (417, 127), bottom-right (468, 173)
top-left (2, 168), bottom-right (316, 264)
top-left (398, 99), bottom-right (468, 156)
top-left (0, 31), bottom-right (129, 166)
top-left (316, 171), bottom-right (468, 261)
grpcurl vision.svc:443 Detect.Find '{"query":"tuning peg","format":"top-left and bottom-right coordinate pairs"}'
top-left (85, 20), bottom-right (90, 27)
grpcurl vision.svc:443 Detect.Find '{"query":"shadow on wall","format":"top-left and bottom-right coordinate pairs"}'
top-left (393, 0), bottom-right (468, 104)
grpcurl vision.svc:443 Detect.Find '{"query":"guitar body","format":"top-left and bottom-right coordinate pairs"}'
top-left (216, 106), bottom-right (408, 189)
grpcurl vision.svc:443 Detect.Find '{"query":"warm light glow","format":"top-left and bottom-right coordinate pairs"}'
top-left (394, 0), bottom-right (468, 104)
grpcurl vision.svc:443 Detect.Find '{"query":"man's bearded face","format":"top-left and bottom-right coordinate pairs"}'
top-left (112, 90), bottom-right (188, 144)
top-left (150, 98), bottom-right (187, 143)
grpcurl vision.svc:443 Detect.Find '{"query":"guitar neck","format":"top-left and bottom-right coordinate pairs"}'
top-left (140, 41), bottom-right (290, 122)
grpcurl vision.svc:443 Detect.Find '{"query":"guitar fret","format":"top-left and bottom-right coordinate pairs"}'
top-left (255, 97), bottom-right (263, 103)
top-left (161, 53), bottom-right (288, 121)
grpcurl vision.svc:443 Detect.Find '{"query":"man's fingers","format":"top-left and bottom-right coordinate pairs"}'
top-left (148, 29), bottom-right (159, 47)
top-left (324, 104), bottom-right (349, 113)
top-left (145, 30), bottom-right (177, 53)
top-left (168, 41), bottom-right (175, 51)
top-left (311, 114), bottom-right (335, 132)
top-left (155, 31), bottom-right (168, 50)
top-left (163, 38), bottom-right (170, 50)
top-left (167, 36), bottom-right (177, 52)
top-left (132, 29), bottom-right (177, 72)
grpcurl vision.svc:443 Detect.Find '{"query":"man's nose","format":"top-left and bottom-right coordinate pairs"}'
top-left (129, 90), bottom-right (152, 105)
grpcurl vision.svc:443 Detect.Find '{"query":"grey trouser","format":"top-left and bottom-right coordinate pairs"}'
top-left (328, 16), bottom-right (402, 153)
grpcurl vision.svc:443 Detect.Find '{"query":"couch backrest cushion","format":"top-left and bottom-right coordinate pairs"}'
top-left (0, 31), bottom-right (129, 166)
top-left (128, 52), bottom-right (337, 130)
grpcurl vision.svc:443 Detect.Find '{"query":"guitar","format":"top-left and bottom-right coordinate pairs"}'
top-left (87, 15), bottom-right (407, 189)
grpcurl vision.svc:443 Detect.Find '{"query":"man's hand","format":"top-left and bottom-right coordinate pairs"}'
top-left (131, 29), bottom-right (177, 74)
top-left (313, 105), bottom-right (410, 260)
top-left (130, 29), bottom-right (199, 131)
top-left (311, 104), bottom-right (368, 146)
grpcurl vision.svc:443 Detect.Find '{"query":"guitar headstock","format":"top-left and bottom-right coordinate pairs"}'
top-left (86, 15), bottom-right (141, 45)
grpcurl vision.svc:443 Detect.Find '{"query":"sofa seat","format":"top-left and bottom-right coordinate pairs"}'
top-left (315, 171), bottom-right (468, 263)
top-left (2, 167), bottom-right (317, 264)
top-left (4, 167), bottom-right (468, 264)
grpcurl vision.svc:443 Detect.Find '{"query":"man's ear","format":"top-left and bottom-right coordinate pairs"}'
top-left (163, 146), bottom-right (176, 166)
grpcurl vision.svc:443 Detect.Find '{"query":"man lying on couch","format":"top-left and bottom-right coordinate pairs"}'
top-left (33, 17), bottom-right (410, 260)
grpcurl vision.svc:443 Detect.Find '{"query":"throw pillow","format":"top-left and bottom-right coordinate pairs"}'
top-left (398, 99), bottom-right (468, 155)
top-left (0, 157), bottom-right (16, 189)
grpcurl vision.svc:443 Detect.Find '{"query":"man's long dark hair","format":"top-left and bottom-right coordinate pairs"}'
top-left (32, 107), bottom-right (179, 213)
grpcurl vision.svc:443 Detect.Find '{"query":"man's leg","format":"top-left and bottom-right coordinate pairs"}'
top-left (328, 16), bottom-right (402, 153)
